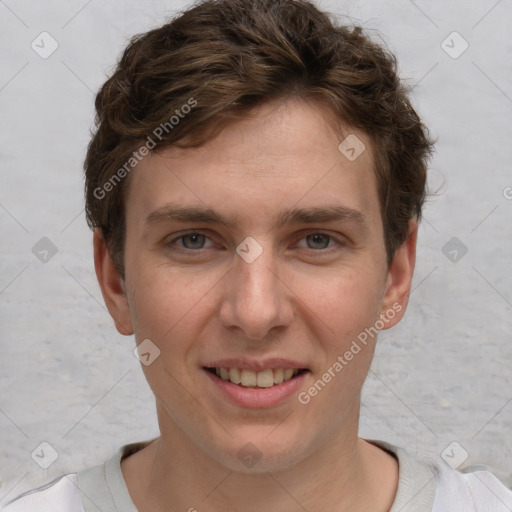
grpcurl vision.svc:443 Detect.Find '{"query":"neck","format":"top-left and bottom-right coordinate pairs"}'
top-left (121, 403), bottom-right (398, 512)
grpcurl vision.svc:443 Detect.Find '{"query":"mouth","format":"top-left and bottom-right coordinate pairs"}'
top-left (204, 367), bottom-right (309, 388)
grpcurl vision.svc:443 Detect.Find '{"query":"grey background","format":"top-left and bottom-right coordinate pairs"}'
top-left (1, 0), bottom-right (511, 504)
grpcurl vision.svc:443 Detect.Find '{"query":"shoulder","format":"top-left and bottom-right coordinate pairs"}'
top-left (368, 439), bottom-right (512, 512)
top-left (1, 474), bottom-right (85, 512)
top-left (1, 440), bottom-right (152, 512)
top-left (431, 459), bottom-right (512, 511)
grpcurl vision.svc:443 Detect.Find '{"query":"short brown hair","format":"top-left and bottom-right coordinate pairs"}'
top-left (84, 0), bottom-right (434, 276)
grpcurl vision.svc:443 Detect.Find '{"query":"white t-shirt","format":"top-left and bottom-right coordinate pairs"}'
top-left (2, 439), bottom-right (512, 511)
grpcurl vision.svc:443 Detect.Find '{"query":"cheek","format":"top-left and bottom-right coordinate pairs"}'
top-left (299, 267), bottom-right (383, 342)
top-left (125, 267), bottom-right (219, 408)
top-left (126, 263), bottom-right (221, 349)
top-left (295, 268), bottom-right (383, 397)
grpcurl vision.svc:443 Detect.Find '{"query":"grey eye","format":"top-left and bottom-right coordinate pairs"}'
top-left (181, 233), bottom-right (207, 249)
top-left (306, 233), bottom-right (331, 249)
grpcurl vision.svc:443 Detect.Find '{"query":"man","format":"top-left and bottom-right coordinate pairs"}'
top-left (4, 0), bottom-right (512, 510)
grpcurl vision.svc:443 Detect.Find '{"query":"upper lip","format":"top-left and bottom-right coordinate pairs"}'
top-left (203, 358), bottom-right (309, 372)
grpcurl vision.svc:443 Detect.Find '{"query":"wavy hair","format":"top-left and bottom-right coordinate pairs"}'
top-left (84, 0), bottom-right (435, 275)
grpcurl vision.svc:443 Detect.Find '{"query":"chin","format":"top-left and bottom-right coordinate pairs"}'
top-left (208, 429), bottom-right (311, 474)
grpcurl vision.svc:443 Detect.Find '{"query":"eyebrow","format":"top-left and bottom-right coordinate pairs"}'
top-left (145, 203), bottom-right (367, 231)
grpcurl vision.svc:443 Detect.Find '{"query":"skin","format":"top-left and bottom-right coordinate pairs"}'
top-left (94, 97), bottom-right (418, 512)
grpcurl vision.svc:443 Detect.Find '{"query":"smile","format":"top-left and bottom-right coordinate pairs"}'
top-left (202, 357), bottom-right (311, 408)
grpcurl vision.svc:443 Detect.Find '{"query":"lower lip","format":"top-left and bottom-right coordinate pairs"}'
top-left (203, 369), bottom-right (309, 409)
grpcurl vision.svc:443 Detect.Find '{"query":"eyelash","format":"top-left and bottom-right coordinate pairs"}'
top-left (165, 230), bottom-right (345, 255)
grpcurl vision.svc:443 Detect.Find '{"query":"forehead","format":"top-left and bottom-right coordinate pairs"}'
top-left (126, 98), bottom-right (381, 232)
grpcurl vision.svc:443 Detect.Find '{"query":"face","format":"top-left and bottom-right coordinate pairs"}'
top-left (95, 98), bottom-right (416, 473)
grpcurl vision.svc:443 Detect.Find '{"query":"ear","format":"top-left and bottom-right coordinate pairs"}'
top-left (93, 228), bottom-right (134, 335)
top-left (379, 219), bottom-right (418, 329)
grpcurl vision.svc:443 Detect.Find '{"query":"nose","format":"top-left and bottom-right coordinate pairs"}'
top-left (218, 240), bottom-right (294, 341)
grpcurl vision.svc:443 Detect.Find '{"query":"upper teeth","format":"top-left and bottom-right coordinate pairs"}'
top-left (215, 368), bottom-right (300, 388)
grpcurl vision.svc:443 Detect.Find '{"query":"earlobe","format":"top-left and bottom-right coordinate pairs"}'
top-left (379, 219), bottom-right (418, 329)
top-left (93, 229), bottom-right (134, 335)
